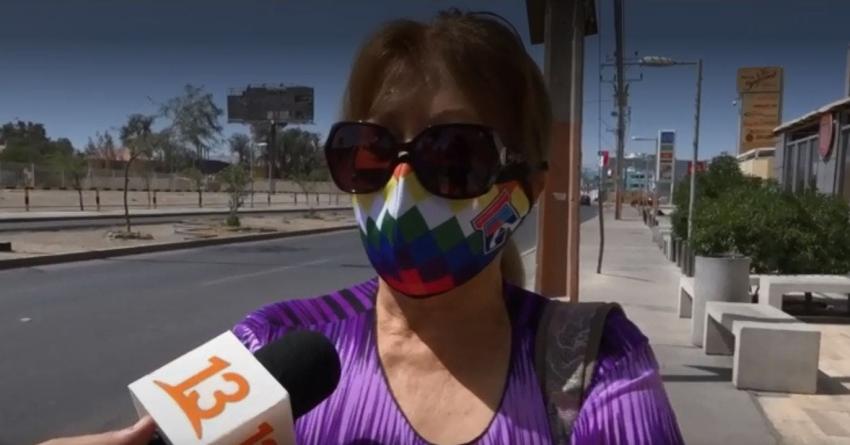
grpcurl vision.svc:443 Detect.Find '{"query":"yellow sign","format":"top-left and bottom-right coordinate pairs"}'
top-left (737, 67), bottom-right (783, 94)
top-left (740, 92), bottom-right (781, 152)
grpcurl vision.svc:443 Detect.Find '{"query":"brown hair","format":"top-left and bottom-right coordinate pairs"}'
top-left (341, 9), bottom-right (552, 286)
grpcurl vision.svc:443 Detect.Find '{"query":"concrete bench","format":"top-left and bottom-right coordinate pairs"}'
top-left (759, 275), bottom-right (850, 310)
top-left (678, 274), bottom-right (761, 319)
top-left (704, 301), bottom-right (821, 394)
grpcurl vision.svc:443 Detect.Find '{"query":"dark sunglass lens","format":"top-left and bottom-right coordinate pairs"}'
top-left (414, 126), bottom-right (500, 199)
top-left (326, 124), bottom-right (395, 193)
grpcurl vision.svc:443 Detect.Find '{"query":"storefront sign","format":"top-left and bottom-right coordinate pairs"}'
top-left (688, 161), bottom-right (707, 174)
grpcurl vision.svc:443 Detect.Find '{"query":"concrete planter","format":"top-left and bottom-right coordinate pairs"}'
top-left (690, 255), bottom-right (752, 346)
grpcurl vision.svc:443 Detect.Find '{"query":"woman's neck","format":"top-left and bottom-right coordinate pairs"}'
top-left (375, 258), bottom-right (510, 342)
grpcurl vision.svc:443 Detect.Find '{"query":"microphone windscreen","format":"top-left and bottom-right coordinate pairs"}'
top-left (253, 330), bottom-right (341, 419)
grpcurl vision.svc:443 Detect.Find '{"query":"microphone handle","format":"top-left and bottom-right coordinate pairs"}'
top-left (148, 430), bottom-right (168, 445)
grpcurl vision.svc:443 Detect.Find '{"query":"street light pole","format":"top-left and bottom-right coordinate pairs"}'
top-left (686, 59), bottom-right (703, 240)
top-left (634, 56), bottom-right (703, 239)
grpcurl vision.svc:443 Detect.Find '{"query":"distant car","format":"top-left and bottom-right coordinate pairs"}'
top-left (580, 194), bottom-right (591, 206)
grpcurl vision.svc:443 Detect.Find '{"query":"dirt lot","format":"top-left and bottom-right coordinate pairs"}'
top-left (0, 211), bottom-right (356, 259)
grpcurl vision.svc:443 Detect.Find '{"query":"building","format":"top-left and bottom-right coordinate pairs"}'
top-left (737, 147), bottom-right (775, 180)
top-left (600, 154), bottom-right (691, 203)
top-left (774, 97), bottom-right (850, 199)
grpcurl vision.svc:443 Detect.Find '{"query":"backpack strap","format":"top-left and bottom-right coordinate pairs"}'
top-left (534, 299), bottom-right (622, 445)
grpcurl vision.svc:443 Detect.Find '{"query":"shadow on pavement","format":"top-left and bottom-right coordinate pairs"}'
top-left (661, 365), bottom-right (732, 383)
top-left (817, 371), bottom-right (850, 395)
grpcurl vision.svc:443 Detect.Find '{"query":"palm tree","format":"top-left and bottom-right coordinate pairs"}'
top-left (119, 114), bottom-right (155, 233)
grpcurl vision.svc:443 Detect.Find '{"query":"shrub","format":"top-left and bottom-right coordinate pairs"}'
top-left (692, 182), bottom-right (850, 274)
top-left (671, 154), bottom-right (749, 239)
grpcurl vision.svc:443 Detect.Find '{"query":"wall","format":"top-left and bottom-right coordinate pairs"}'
top-left (739, 156), bottom-right (775, 179)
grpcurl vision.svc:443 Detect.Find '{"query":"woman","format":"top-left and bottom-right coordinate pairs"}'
top-left (45, 10), bottom-right (683, 445)
top-left (235, 10), bottom-right (683, 444)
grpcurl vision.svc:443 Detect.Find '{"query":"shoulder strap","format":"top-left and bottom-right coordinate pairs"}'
top-left (534, 299), bottom-right (622, 445)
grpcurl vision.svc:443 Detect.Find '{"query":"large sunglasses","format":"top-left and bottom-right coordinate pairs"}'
top-left (324, 121), bottom-right (547, 200)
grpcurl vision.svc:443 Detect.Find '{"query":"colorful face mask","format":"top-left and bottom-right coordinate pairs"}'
top-left (353, 163), bottom-right (531, 297)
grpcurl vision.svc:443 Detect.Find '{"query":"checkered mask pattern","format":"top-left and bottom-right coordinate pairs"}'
top-left (353, 163), bottom-right (531, 297)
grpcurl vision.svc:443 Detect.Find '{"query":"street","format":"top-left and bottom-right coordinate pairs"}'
top-left (0, 206), bottom-right (596, 444)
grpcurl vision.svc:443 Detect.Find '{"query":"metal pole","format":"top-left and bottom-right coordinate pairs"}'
top-left (686, 59), bottom-right (703, 240)
top-left (250, 143), bottom-right (255, 208)
top-left (644, 154), bottom-right (650, 205)
top-left (653, 136), bottom-right (660, 217)
top-left (268, 122), bottom-right (276, 207)
top-left (613, 0), bottom-right (626, 220)
top-left (596, 155), bottom-right (605, 274)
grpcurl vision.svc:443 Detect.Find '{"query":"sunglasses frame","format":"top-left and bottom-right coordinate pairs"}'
top-left (324, 121), bottom-right (548, 200)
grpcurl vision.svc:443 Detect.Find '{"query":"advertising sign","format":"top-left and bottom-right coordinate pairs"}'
top-left (657, 130), bottom-right (675, 182)
top-left (740, 92), bottom-right (782, 152)
top-left (737, 67), bottom-right (783, 153)
top-left (736, 67), bottom-right (783, 94)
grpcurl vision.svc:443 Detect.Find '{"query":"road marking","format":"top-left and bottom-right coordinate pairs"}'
top-left (199, 257), bottom-right (336, 287)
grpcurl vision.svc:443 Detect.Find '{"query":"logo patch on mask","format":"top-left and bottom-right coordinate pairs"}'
top-left (471, 189), bottom-right (521, 254)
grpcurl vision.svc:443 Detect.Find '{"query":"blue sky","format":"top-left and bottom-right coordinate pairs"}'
top-left (1, 0), bottom-right (848, 168)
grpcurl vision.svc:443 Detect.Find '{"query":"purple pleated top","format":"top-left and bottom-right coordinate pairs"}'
top-left (233, 278), bottom-right (684, 444)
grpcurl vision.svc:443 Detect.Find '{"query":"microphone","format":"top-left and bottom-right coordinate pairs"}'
top-left (129, 330), bottom-right (340, 445)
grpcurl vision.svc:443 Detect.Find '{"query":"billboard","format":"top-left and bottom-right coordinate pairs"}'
top-left (736, 67), bottom-right (783, 94)
top-left (657, 130), bottom-right (675, 182)
top-left (737, 67), bottom-right (783, 153)
top-left (227, 85), bottom-right (314, 124)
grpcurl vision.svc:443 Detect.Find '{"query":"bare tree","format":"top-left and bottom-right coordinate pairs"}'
top-left (219, 164), bottom-right (250, 227)
top-left (83, 132), bottom-right (117, 169)
top-left (119, 114), bottom-right (155, 233)
top-left (228, 133), bottom-right (252, 166)
top-left (279, 128), bottom-right (328, 215)
top-left (50, 151), bottom-right (88, 211)
top-left (161, 84), bottom-right (223, 165)
top-left (183, 167), bottom-right (205, 208)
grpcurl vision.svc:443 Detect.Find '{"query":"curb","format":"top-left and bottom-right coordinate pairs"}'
top-left (0, 224), bottom-right (358, 271)
top-left (0, 206), bottom-right (352, 224)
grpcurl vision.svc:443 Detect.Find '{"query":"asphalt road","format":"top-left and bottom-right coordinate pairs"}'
top-left (0, 206), bottom-right (596, 444)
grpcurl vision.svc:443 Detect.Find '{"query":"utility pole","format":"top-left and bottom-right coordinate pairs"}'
top-left (613, 0), bottom-right (627, 220)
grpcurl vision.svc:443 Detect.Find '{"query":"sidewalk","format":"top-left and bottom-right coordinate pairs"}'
top-left (522, 206), bottom-right (850, 444)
